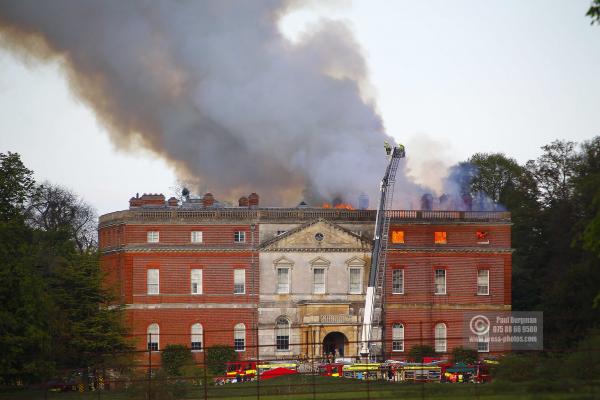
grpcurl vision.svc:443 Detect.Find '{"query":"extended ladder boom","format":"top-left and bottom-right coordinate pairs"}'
top-left (360, 144), bottom-right (405, 357)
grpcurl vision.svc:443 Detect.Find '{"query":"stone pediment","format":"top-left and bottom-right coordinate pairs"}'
top-left (260, 218), bottom-right (371, 252)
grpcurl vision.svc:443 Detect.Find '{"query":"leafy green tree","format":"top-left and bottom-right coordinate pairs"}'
top-left (451, 347), bottom-right (478, 364)
top-left (205, 345), bottom-right (237, 376)
top-left (162, 345), bottom-right (194, 377)
top-left (588, 0), bottom-right (600, 24)
top-left (0, 152), bottom-right (35, 221)
top-left (408, 345), bottom-right (436, 363)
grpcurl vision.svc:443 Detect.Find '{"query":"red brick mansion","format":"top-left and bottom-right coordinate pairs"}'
top-left (99, 193), bottom-right (512, 362)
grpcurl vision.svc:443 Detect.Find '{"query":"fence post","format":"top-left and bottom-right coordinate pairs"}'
top-left (148, 333), bottom-right (152, 400)
top-left (202, 348), bottom-right (208, 400)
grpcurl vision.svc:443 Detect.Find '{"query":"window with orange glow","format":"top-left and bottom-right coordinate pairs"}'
top-left (434, 231), bottom-right (447, 244)
top-left (391, 230), bottom-right (405, 244)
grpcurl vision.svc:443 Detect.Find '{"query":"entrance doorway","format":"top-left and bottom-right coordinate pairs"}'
top-left (322, 332), bottom-right (348, 357)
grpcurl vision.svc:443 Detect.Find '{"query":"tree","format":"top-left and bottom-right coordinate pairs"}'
top-left (588, 0), bottom-right (600, 24)
top-left (162, 345), bottom-right (194, 377)
top-left (408, 345), bottom-right (436, 363)
top-left (0, 152), bottom-right (35, 221)
top-left (205, 346), bottom-right (237, 376)
top-left (451, 347), bottom-right (478, 364)
top-left (26, 183), bottom-right (97, 252)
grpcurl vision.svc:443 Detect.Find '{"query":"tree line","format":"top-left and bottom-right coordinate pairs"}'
top-left (0, 152), bottom-right (131, 385)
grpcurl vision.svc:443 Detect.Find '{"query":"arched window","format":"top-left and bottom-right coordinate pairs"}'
top-left (276, 317), bottom-right (290, 351)
top-left (234, 323), bottom-right (246, 351)
top-left (191, 323), bottom-right (203, 351)
top-left (392, 323), bottom-right (404, 352)
top-left (147, 323), bottom-right (159, 351)
top-left (435, 323), bottom-right (447, 352)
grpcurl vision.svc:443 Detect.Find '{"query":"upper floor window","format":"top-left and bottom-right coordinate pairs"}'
top-left (234, 231), bottom-right (246, 243)
top-left (191, 323), bottom-right (203, 351)
top-left (476, 231), bottom-right (489, 244)
top-left (234, 323), bottom-right (246, 351)
top-left (234, 269), bottom-right (245, 294)
top-left (477, 269), bottom-right (489, 295)
top-left (392, 323), bottom-right (404, 352)
top-left (191, 269), bottom-right (202, 295)
top-left (191, 231), bottom-right (203, 243)
top-left (348, 268), bottom-right (362, 294)
top-left (277, 267), bottom-right (290, 294)
top-left (147, 231), bottom-right (159, 243)
top-left (147, 269), bottom-right (159, 295)
top-left (147, 323), bottom-right (159, 351)
top-left (276, 317), bottom-right (290, 351)
top-left (313, 268), bottom-right (326, 294)
top-left (392, 269), bottom-right (404, 294)
top-left (478, 333), bottom-right (490, 353)
top-left (391, 230), bottom-right (405, 244)
top-left (435, 323), bottom-right (447, 352)
top-left (434, 231), bottom-right (447, 244)
top-left (434, 269), bottom-right (446, 295)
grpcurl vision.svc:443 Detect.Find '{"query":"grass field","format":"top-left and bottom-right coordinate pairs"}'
top-left (1, 375), bottom-right (598, 400)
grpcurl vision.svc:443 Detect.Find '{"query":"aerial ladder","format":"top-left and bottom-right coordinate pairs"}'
top-left (360, 143), bottom-right (405, 358)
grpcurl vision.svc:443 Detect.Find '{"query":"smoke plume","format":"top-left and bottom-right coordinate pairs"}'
top-left (0, 0), bottom-right (415, 206)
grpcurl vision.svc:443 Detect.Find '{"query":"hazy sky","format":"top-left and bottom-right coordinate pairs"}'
top-left (1, 0), bottom-right (599, 215)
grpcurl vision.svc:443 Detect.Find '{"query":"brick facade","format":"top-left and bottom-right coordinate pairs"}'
top-left (99, 195), bottom-right (511, 361)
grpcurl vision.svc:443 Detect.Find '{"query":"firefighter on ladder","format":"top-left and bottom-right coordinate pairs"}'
top-left (384, 142), bottom-right (405, 157)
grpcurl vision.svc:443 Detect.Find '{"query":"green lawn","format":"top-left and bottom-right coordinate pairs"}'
top-left (1, 375), bottom-right (598, 400)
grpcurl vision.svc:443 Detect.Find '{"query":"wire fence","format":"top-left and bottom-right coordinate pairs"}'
top-left (4, 324), bottom-right (599, 400)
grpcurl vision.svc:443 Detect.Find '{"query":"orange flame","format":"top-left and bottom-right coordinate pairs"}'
top-left (322, 203), bottom-right (354, 210)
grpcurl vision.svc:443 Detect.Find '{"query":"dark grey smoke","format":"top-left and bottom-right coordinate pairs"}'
top-left (0, 0), bottom-right (408, 206)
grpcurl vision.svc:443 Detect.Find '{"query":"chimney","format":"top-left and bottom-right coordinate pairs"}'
top-left (248, 192), bottom-right (259, 207)
top-left (239, 196), bottom-right (249, 207)
top-left (167, 197), bottom-right (179, 207)
top-left (202, 192), bottom-right (215, 207)
top-left (421, 193), bottom-right (433, 211)
top-left (439, 194), bottom-right (449, 208)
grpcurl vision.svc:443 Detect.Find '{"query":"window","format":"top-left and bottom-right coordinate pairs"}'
top-left (313, 268), bottom-right (325, 294)
top-left (191, 231), bottom-right (203, 243)
top-left (434, 269), bottom-right (446, 294)
top-left (349, 268), bottom-right (362, 294)
top-left (234, 323), bottom-right (245, 351)
top-left (477, 269), bottom-right (489, 295)
top-left (276, 267), bottom-right (290, 294)
top-left (147, 231), bottom-right (159, 243)
top-left (478, 334), bottom-right (490, 353)
top-left (392, 269), bottom-right (404, 294)
top-left (434, 231), bottom-right (447, 244)
top-left (392, 323), bottom-right (404, 352)
top-left (234, 231), bottom-right (246, 243)
top-left (147, 269), bottom-right (159, 295)
top-left (276, 317), bottom-right (290, 351)
top-left (191, 269), bottom-right (202, 295)
top-left (234, 269), bottom-right (245, 294)
top-left (476, 231), bottom-right (489, 244)
top-left (147, 323), bottom-right (159, 351)
top-left (191, 323), bottom-right (203, 351)
top-left (435, 323), bottom-right (447, 352)
top-left (391, 230), bottom-right (405, 244)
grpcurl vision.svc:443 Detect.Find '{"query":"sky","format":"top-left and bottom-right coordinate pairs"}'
top-left (0, 0), bottom-right (599, 216)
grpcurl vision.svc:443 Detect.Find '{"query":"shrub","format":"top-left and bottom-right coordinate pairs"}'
top-left (408, 345), bottom-right (436, 362)
top-left (205, 345), bottom-right (237, 376)
top-left (450, 346), bottom-right (478, 364)
top-left (161, 345), bottom-right (194, 377)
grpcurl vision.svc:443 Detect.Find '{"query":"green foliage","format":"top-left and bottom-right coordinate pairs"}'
top-left (0, 152), bottom-right (35, 221)
top-left (493, 353), bottom-right (541, 382)
top-left (407, 345), bottom-right (436, 362)
top-left (0, 152), bottom-right (132, 384)
top-left (450, 347), bottom-right (478, 364)
top-left (205, 345), bottom-right (237, 375)
top-left (161, 345), bottom-right (194, 377)
top-left (588, 0), bottom-right (600, 24)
